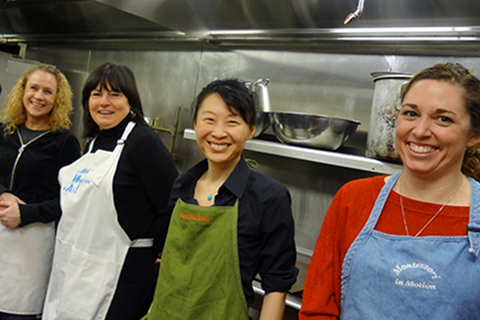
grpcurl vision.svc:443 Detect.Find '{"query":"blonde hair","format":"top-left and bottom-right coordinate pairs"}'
top-left (1, 63), bottom-right (73, 134)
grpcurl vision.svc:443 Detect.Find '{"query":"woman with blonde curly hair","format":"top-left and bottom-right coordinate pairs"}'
top-left (0, 63), bottom-right (80, 320)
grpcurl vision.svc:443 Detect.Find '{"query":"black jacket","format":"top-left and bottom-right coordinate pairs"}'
top-left (0, 124), bottom-right (81, 226)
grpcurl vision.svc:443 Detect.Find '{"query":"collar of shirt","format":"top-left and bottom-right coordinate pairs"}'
top-left (179, 158), bottom-right (251, 203)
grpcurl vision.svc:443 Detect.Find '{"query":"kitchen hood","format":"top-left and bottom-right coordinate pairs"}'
top-left (0, 0), bottom-right (197, 47)
top-left (1, 0), bottom-right (480, 53)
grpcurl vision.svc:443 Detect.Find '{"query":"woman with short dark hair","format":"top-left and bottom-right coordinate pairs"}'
top-left (144, 79), bottom-right (298, 320)
top-left (43, 62), bottom-right (178, 320)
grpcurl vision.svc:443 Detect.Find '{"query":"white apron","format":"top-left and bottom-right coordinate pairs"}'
top-left (0, 223), bottom-right (54, 314)
top-left (43, 122), bottom-right (153, 320)
top-left (0, 131), bottom-right (55, 315)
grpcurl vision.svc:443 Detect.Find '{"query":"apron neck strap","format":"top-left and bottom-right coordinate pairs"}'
top-left (87, 121), bottom-right (136, 154)
top-left (118, 121), bottom-right (136, 144)
top-left (362, 172), bottom-right (401, 232)
top-left (467, 178), bottom-right (480, 258)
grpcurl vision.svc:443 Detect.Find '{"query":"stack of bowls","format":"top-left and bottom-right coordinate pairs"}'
top-left (270, 111), bottom-right (360, 150)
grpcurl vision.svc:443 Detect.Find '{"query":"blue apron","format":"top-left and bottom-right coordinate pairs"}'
top-left (341, 172), bottom-right (480, 319)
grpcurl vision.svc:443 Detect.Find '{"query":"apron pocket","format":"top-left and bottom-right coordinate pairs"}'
top-left (57, 248), bottom-right (109, 320)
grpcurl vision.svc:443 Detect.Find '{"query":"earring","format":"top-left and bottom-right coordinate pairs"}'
top-left (129, 109), bottom-right (137, 119)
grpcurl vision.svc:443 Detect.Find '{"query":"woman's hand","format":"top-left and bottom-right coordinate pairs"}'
top-left (0, 192), bottom-right (26, 229)
top-left (155, 252), bottom-right (162, 264)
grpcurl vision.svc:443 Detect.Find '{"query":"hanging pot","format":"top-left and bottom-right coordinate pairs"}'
top-left (245, 78), bottom-right (271, 137)
top-left (365, 71), bottom-right (413, 162)
top-left (252, 78), bottom-right (271, 112)
top-left (246, 78), bottom-right (271, 112)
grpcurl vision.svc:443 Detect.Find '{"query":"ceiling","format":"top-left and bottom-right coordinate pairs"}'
top-left (1, 0), bottom-right (480, 53)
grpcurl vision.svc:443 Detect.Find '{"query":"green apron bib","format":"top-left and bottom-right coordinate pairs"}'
top-left (143, 198), bottom-right (249, 320)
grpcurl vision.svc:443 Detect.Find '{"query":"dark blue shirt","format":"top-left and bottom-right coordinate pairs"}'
top-left (168, 158), bottom-right (298, 305)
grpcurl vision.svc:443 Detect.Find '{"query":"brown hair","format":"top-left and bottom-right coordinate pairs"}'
top-left (1, 63), bottom-right (73, 134)
top-left (401, 62), bottom-right (480, 181)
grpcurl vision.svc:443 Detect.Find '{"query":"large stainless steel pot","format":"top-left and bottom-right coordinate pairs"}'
top-left (365, 71), bottom-right (413, 162)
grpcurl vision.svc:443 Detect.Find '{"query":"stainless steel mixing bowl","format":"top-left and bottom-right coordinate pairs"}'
top-left (253, 111), bottom-right (271, 138)
top-left (270, 112), bottom-right (360, 150)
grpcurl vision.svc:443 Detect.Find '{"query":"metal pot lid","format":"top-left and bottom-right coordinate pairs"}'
top-left (371, 71), bottom-right (413, 81)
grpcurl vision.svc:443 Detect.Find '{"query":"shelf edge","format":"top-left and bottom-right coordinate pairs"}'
top-left (183, 129), bottom-right (402, 175)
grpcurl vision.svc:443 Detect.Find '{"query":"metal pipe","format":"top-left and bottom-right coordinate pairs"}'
top-left (344, 0), bottom-right (365, 25)
top-left (252, 281), bottom-right (302, 310)
top-left (169, 106), bottom-right (181, 153)
top-left (150, 106), bottom-right (182, 154)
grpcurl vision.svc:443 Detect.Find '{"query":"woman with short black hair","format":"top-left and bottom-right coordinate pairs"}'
top-left (144, 79), bottom-right (298, 320)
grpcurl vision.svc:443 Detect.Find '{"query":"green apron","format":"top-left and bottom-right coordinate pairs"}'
top-left (143, 198), bottom-right (249, 320)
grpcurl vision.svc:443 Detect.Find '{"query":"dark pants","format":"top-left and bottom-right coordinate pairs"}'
top-left (105, 282), bottom-right (156, 320)
top-left (0, 313), bottom-right (39, 320)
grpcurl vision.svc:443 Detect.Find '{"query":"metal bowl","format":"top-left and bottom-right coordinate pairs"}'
top-left (253, 111), bottom-right (271, 138)
top-left (270, 112), bottom-right (360, 150)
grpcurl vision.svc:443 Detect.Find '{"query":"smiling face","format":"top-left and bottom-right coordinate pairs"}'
top-left (396, 79), bottom-right (480, 178)
top-left (89, 84), bottom-right (131, 130)
top-left (194, 93), bottom-right (254, 169)
top-left (23, 70), bottom-right (58, 129)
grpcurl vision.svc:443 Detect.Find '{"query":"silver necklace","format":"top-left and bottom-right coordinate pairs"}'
top-left (399, 180), bottom-right (462, 237)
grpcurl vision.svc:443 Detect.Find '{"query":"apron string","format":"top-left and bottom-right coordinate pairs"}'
top-left (131, 238), bottom-right (154, 248)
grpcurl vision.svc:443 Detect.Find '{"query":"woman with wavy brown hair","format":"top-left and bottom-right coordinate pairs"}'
top-left (300, 62), bottom-right (480, 320)
top-left (0, 63), bottom-right (80, 320)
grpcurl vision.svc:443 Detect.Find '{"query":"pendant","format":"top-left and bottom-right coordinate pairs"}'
top-left (207, 195), bottom-right (212, 201)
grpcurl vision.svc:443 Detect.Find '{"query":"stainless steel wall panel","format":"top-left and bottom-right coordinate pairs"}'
top-left (0, 54), bottom-right (37, 104)
top-left (14, 46), bottom-right (480, 298)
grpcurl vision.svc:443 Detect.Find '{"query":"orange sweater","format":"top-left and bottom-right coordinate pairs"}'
top-left (299, 175), bottom-right (470, 320)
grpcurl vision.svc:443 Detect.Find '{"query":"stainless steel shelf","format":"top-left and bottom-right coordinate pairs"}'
top-left (183, 128), bottom-right (402, 175)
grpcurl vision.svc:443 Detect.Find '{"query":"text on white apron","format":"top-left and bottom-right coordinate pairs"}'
top-left (62, 169), bottom-right (92, 194)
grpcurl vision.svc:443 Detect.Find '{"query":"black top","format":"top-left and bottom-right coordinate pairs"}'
top-left (168, 158), bottom-right (298, 305)
top-left (0, 124), bottom-right (81, 226)
top-left (86, 117), bottom-right (179, 283)
top-left (19, 124), bottom-right (46, 143)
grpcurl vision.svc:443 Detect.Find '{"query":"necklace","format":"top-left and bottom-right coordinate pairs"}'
top-left (399, 179), bottom-right (463, 237)
top-left (202, 177), bottom-right (227, 202)
top-left (206, 186), bottom-right (221, 202)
